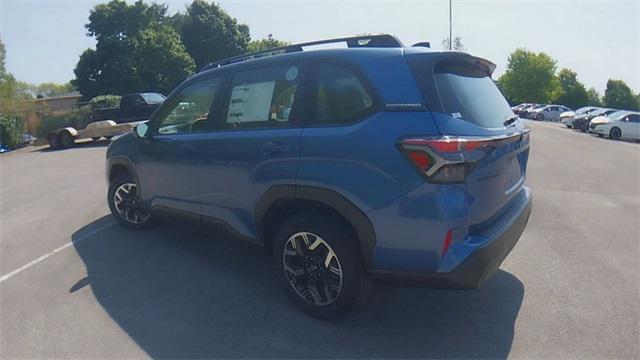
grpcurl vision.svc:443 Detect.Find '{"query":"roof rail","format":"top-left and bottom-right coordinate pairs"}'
top-left (199, 34), bottom-right (404, 72)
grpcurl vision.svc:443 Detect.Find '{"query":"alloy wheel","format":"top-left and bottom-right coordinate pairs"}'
top-left (113, 183), bottom-right (151, 224)
top-left (282, 232), bottom-right (343, 306)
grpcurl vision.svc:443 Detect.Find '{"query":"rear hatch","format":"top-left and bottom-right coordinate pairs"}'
top-left (407, 52), bottom-right (530, 227)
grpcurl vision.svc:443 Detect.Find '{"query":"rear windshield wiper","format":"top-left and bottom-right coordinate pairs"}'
top-left (503, 115), bottom-right (518, 126)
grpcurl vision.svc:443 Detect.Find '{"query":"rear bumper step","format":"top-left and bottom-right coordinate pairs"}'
top-left (370, 188), bottom-right (532, 289)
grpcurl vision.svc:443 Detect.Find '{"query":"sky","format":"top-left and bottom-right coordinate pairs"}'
top-left (1, 0), bottom-right (638, 94)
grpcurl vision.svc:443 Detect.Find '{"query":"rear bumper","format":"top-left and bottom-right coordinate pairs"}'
top-left (371, 188), bottom-right (532, 289)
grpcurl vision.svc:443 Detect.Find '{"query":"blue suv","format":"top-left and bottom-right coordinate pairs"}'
top-left (106, 35), bottom-right (532, 319)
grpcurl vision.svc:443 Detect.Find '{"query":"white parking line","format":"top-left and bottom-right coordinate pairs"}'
top-left (0, 221), bottom-right (115, 283)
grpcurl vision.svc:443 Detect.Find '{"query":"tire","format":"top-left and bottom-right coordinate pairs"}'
top-left (47, 133), bottom-right (60, 150)
top-left (536, 113), bottom-right (544, 121)
top-left (272, 210), bottom-right (372, 319)
top-left (107, 173), bottom-right (156, 229)
top-left (609, 127), bottom-right (622, 140)
top-left (58, 131), bottom-right (75, 149)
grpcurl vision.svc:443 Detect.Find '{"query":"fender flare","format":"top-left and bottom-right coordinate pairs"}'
top-left (106, 156), bottom-right (139, 185)
top-left (60, 127), bottom-right (78, 137)
top-left (49, 127), bottom-right (78, 137)
top-left (255, 185), bottom-right (377, 268)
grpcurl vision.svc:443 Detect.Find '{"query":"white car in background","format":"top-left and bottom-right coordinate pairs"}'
top-left (590, 112), bottom-right (640, 140)
top-left (560, 106), bottom-right (600, 128)
top-left (589, 110), bottom-right (631, 131)
top-left (528, 105), bottom-right (572, 121)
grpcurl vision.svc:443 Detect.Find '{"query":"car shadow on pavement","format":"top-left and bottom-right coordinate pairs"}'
top-left (34, 139), bottom-right (112, 153)
top-left (71, 216), bottom-right (524, 359)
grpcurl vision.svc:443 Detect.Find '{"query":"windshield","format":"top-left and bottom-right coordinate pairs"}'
top-left (575, 107), bottom-right (594, 115)
top-left (141, 93), bottom-right (166, 104)
top-left (607, 111), bottom-right (630, 120)
top-left (588, 108), bottom-right (611, 117)
top-left (434, 73), bottom-right (513, 128)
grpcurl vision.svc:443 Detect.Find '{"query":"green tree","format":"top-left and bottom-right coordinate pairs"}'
top-left (498, 48), bottom-right (562, 104)
top-left (73, 0), bottom-right (194, 99)
top-left (132, 26), bottom-right (195, 95)
top-left (603, 79), bottom-right (639, 110)
top-left (555, 68), bottom-right (589, 109)
top-left (247, 34), bottom-right (289, 53)
top-left (85, 0), bottom-right (167, 42)
top-left (586, 87), bottom-right (603, 106)
top-left (0, 36), bottom-right (30, 147)
top-left (174, 0), bottom-right (250, 70)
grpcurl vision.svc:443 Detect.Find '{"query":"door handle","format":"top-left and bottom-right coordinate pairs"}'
top-left (261, 141), bottom-right (290, 154)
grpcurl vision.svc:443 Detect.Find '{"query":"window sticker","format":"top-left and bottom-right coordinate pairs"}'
top-left (285, 66), bottom-right (299, 81)
top-left (226, 81), bottom-right (275, 123)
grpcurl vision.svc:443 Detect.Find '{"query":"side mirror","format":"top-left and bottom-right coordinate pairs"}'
top-left (134, 123), bottom-right (150, 139)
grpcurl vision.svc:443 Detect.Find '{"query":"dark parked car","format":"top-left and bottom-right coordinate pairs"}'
top-left (105, 34), bottom-right (532, 319)
top-left (573, 108), bottom-right (616, 132)
top-left (92, 93), bottom-right (165, 124)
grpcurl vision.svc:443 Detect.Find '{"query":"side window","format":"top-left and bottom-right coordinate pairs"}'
top-left (223, 65), bottom-right (300, 129)
top-left (310, 63), bottom-right (374, 125)
top-left (156, 76), bottom-right (224, 135)
top-left (627, 115), bottom-right (640, 123)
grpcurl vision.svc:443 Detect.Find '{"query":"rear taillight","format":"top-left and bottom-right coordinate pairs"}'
top-left (399, 132), bottom-right (528, 184)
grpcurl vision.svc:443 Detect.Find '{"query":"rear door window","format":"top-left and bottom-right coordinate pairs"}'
top-left (307, 63), bottom-right (374, 125)
top-left (222, 65), bottom-right (301, 129)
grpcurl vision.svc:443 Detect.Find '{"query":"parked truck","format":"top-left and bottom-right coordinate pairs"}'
top-left (91, 93), bottom-right (165, 123)
top-left (46, 92), bottom-right (165, 150)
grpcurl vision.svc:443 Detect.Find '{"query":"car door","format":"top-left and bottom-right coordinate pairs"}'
top-left (623, 114), bottom-right (640, 138)
top-left (191, 63), bottom-right (305, 240)
top-left (117, 95), bottom-right (135, 123)
top-left (135, 75), bottom-right (227, 216)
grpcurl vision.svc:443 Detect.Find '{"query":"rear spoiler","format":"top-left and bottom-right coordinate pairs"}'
top-left (434, 54), bottom-right (497, 77)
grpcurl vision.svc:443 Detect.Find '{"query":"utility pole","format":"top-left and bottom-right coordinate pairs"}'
top-left (449, 0), bottom-right (452, 50)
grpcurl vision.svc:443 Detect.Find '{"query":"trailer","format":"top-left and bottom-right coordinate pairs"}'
top-left (47, 120), bottom-right (143, 150)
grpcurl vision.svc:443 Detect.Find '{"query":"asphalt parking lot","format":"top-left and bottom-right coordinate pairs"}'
top-left (1, 120), bottom-right (638, 359)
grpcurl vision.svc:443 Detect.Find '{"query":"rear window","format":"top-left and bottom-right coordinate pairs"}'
top-left (410, 57), bottom-right (513, 128)
top-left (141, 93), bottom-right (166, 104)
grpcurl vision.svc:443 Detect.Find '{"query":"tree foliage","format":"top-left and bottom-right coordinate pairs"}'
top-left (0, 36), bottom-right (28, 147)
top-left (73, 0), bottom-right (194, 99)
top-left (498, 49), bottom-right (561, 104)
top-left (247, 34), bottom-right (289, 53)
top-left (603, 79), bottom-right (639, 110)
top-left (555, 68), bottom-right (589, 109)
top-left (173, 0), bottom-right (250, 70)
top-left (586, 87), bottom-right (603, 106)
